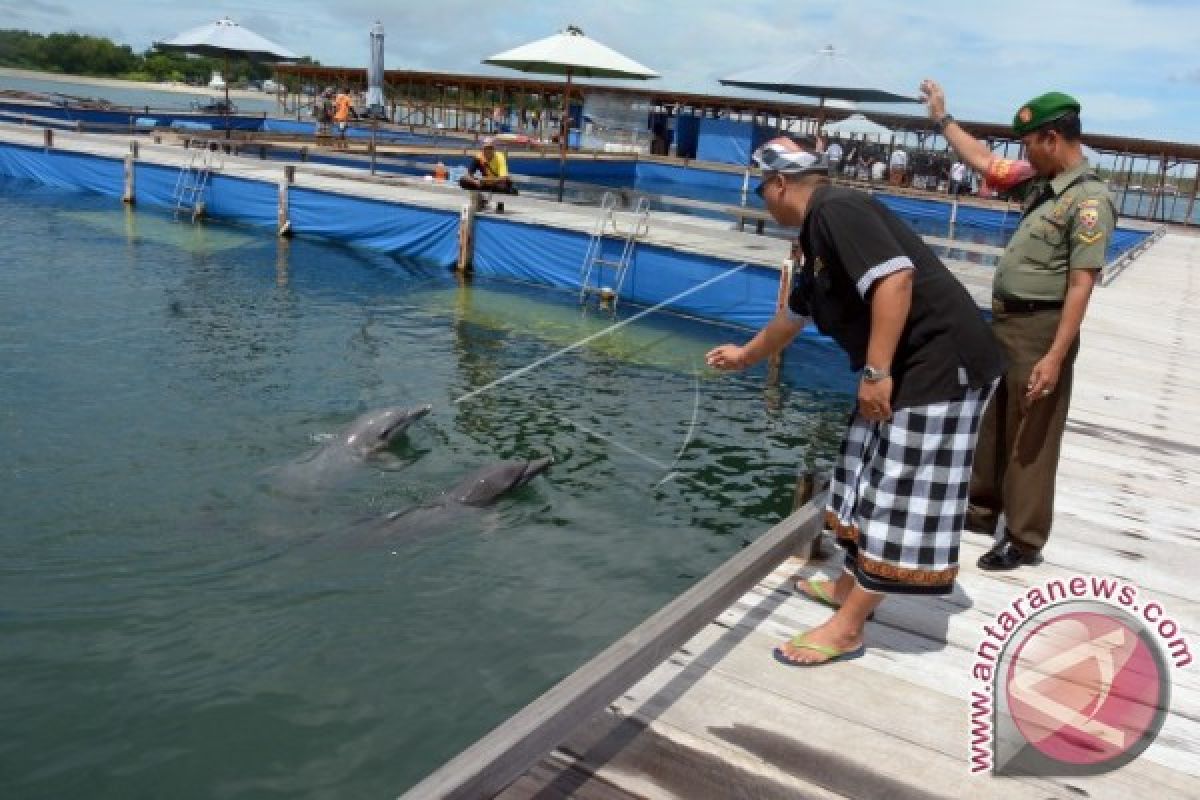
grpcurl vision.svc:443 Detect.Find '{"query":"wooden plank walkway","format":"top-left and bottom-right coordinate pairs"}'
top-left (0, 124), bottom-right (998, 309)
top-left (502, 232), bottom-right (1200, 799)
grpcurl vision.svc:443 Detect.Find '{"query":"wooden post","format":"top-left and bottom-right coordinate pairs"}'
top-left (43, 128), bottom-right (53, 151)
top-left (122, 153), bottom-right (135, 205)
top-left (1183, 170), bottom-right (1198, 228)
top-left (792, 469), bottom-right (828, 560)
top-left (766, 257), bottom-right (794, 386)
top-left (275, 235), bottom-right (290, 287)
top-left (457, 197), bottom-right (477, 274)
top-left (278, 165), bottom-right (295, 237)
top-left (370, 120), bottom-right (377, 175)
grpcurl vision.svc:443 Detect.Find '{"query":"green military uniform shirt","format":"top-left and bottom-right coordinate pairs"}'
top-left (993, 161), bottom-right (1117, 303)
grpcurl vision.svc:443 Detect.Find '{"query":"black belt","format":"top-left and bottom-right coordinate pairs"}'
top-left (992, 296), bottom-right (1064, 313)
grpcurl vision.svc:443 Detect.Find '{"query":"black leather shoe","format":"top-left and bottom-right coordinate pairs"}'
top-left (977, 540), bottom-right (1043, 571)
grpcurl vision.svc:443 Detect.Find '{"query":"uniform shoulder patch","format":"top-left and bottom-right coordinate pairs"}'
top-left (1076, 198), bottom-right (1102, 238)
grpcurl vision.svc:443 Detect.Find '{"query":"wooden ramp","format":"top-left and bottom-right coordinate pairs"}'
top-left (500, 232), bottom-right (1200, 799)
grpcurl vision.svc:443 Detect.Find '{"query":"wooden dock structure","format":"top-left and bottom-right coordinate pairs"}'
top-left (0, 121), bottom-right (1007, 309)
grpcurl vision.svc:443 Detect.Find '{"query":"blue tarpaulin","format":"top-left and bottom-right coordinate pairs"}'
top-left (0, 140), bottom-right (1156, 326)
top-left (472, 216), bottom-right (781, 330)
top-left (287, 188), bottom-right (458, 266)
top-left (694, 119), bottom-right (780, 166)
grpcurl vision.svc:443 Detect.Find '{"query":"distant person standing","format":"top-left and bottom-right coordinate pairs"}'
top-left (888, 147), bottom-right (908, 186)
top-left (920, 80), bottom-right (1116, 571)
top-left (333, 88), bottom-right (357, 149)
top-left (950, 160), bottom-right (967, 195)
top-left (870, 157), bottom-right (886, 183)
top-left (825, 139), bottom-right (844, 173)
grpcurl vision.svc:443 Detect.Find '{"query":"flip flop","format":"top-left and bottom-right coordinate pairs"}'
top-left (773, 632), bottom-right (866, 667)
top-left (793, 577), bottom-right (874, 621)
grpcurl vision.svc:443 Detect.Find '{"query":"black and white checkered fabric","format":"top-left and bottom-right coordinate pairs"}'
top-left (826, 382), bottom-right (997, 595)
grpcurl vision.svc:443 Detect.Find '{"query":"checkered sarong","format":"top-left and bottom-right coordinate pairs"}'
top-left (826, 382), bottom-right (997, 595)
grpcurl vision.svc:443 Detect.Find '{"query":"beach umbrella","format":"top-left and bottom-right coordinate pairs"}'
top-left (483, 25), bottom-right (659, 201)
top-left (720, 45), bottom-right (917, 130)
top-left (366, 21), bottom-right (385, 117)
top-left (823, 113), bottom-right (894, 139)
top-left (156, 16), bottom-right (298, 136)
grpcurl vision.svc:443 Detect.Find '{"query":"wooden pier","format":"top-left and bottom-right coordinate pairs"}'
top-left (477, 232), bottom-right (1200, 799)
top-left (0, 122), bottom-right (1004, 308)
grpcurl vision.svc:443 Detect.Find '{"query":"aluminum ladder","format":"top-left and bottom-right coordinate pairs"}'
top-left (578, 191), bottom-right (650, 311)
top-left (172, 149), bottom-right (218, 221)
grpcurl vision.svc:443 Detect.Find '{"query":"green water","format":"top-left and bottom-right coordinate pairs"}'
top-left (0, 180), bottom-right (856, 798)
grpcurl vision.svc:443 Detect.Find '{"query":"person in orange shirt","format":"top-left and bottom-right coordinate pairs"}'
top-left (333, 89), bottom-right (356, 148)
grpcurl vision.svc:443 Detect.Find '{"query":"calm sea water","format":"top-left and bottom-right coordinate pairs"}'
top-left (0, 179), bottom-right (855, 798)
top-left (0, 73), bottom-right (278, 114)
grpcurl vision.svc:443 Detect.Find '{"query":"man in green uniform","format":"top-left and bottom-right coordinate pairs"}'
top-left (918, 81), bottom-right (1116, 570)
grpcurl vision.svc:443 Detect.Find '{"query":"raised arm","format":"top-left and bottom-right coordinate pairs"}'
top-left (919, 79), bottom-right (993, 175)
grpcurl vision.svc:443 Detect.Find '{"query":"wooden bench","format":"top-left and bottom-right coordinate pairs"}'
top-left (724, 205), bottom-right (775, 234)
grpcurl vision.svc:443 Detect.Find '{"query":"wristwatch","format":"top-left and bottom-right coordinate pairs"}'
top-left (934, 114), bottom-right (955, 134)
top-left (861, 365), bottom-right (891, 383)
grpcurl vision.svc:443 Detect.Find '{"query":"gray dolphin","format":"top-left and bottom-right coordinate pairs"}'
top-left (435, 456), bottom-right (555, 507)
top-left (272, 405), bottom-right (431, 492)
top-left (358, 456), bottom-right (554, 543)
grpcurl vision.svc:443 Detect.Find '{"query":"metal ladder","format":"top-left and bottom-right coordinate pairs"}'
top-left (172, 149), bottom-right (218, 221)
top-left (578, 191), bottom-right (650, 310)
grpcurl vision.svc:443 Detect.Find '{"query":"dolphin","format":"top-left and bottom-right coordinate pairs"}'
top-left (434, 456), bottom-right (555, 508)
top-left (356, 456), bottom-right (554, 544)
top-left (271, 405), bottom-right (432, 492)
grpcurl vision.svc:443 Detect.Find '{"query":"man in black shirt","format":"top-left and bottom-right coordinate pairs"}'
top-left (707, 138), bottom-right (1004, 666)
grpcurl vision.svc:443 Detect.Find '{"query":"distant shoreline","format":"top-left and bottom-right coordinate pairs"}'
top-left (0, 67), bottom-right (271, 101)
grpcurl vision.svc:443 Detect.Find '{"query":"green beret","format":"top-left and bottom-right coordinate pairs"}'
top-left (1012, 91), bottom-right (1081, 136)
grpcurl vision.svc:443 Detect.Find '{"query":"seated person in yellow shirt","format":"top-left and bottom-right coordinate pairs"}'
top-left (458, 137), bottom-right (518, 194)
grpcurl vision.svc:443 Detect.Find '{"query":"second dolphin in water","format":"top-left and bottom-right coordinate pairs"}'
top-left (360, 457), bottom-right (555, 543)
top-left (434, 456), bottom-right (555, 507)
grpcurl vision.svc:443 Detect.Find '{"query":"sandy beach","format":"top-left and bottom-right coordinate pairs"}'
top-left (0, 67), bottom-right (270, 101)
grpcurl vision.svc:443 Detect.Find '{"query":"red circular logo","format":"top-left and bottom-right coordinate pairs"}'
top-left (1004, 610), bottom-right (1164, 767)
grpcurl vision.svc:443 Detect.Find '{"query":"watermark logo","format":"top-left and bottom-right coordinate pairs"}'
top-left (968, 576), bottom-right (1191, 776)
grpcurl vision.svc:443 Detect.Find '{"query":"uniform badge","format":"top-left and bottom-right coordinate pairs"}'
top-left (1076, 198), bottom-right (1103, 244)
top-left (1018, 107), bottom-right (1033, 124)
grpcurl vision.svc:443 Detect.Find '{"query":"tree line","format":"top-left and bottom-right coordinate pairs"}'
top-left (0, 29), bottom-right (317, 85)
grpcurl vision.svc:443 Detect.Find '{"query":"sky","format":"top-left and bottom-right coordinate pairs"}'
top-left (3, 0), bottom-right (1199, 144)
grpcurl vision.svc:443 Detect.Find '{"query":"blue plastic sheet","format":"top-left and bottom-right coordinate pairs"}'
top-left (0, 142), bottom-right (123, 197)
top-left (287, 188), bottom-right (458, 266)
top-left (696, 118), bottom-right (755, 166)
top-left (472, 216), bottom-right (780, 329)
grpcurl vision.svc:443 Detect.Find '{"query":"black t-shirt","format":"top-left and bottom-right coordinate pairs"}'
top-left (789, 186), bottom-right (1004, 409)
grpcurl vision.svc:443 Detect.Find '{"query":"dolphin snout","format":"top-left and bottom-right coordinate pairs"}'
top-left (525, 455), bottom-right (554, 479)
